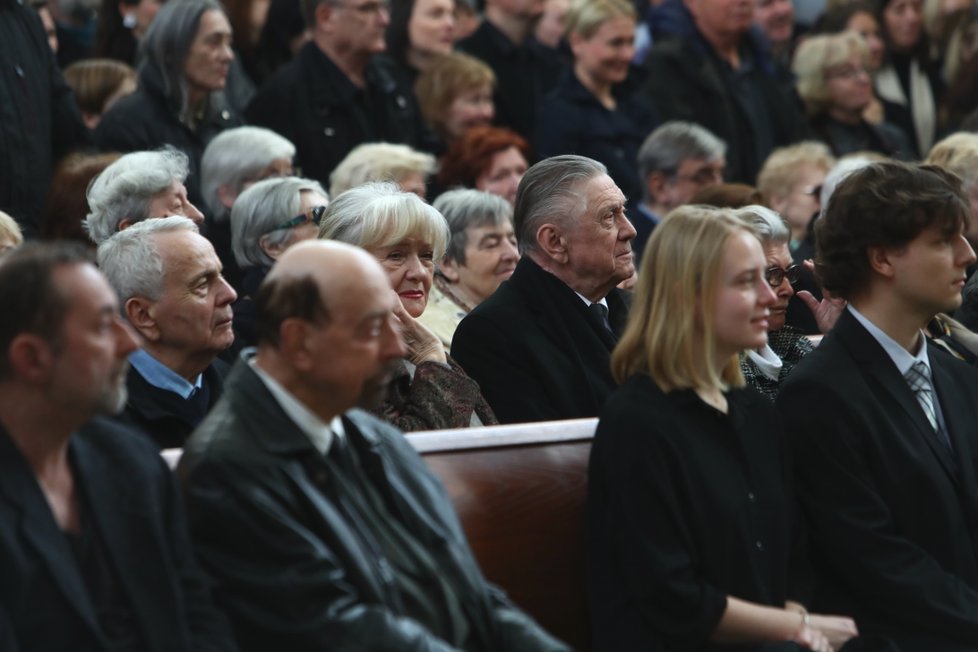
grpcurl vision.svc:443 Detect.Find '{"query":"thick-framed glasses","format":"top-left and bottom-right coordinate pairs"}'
top-left (268, 205), bottom-right (327, 233)
top-left (765, 264), bottom-right (800, 287)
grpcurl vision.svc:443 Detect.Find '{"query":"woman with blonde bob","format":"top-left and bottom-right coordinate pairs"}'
top-left (318, 181), bottom-right (496, 430)
top-left (586, 206), bottom-right (858, 652)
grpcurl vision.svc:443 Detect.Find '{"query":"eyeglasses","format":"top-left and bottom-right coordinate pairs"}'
top-left (764, 264), bottom-right (800, 287)
top-left (336, 0), bottom-right (390, 15)
top-left (268, 205), bottom-right (327, 233)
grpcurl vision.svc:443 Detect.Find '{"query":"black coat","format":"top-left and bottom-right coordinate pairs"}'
top-left (94, 60), bottom-right (242, 210)
top-left (642, 28), bottom-right (808, 184)
top-left (118, 358), bottom-right (230, 450)
top-left (245, 42), bottom-right (424, 188)
top-left (457, 20), bottom-right (566, 143)
top-left (0, 0), bottom-right (90, 235)
top-left (535, 70), bottom-right (656, 204)
top-left (777, 309), bottom-right (978, 650)
top-left (0, 417), bottom-right (236, 652)
top-left (177, 359), bottom-right (569, 652)
top-left (451, 256), bottom-right (630, 424)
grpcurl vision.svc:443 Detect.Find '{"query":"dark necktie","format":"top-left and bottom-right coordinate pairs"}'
top-left (589, 302), bottom-right (613, 337)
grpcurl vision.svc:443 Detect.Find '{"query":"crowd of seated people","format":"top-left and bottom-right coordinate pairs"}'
top-left (9, 0), bottom-right (978, 649)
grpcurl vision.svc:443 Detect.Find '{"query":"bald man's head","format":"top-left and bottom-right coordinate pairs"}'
top-left (256, 240), bottom-right (392, 347)
top-left (253, 239), bottom-right (405, 417)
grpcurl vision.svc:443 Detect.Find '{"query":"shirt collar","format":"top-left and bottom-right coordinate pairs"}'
top-left (249, 358), bottom-right (343, 455)
top-left (574, 292), bottom-right (609, 309)
top-left (129, 348), bottom-right (202, 399)
top-left (848, 305), bottom-right (929, 375)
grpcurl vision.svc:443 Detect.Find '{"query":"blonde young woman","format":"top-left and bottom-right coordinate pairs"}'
top-left (586, 206), bottom-right (858, 652)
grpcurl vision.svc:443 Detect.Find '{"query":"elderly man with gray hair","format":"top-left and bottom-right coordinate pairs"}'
top-left (84, 147), bottom-right (205, 245)
top-left (632, 121), bottom-right (727, 262)
top-left (97, 216), bottom-right (237, 448)
top-left (452, 154), bottom-right (635, 423)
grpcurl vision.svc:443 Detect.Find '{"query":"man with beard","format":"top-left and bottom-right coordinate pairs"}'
top-left (0, 242), bottom-right (237, 652)
top-left (97, 216), bottom-right (238, 449)
top-left (178, 239), bottom-right (569, 652)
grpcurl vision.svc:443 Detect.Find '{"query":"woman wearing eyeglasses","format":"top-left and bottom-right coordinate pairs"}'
top-left (229, 176), bottom-right (329, 352)
top-left (733, 205), bottom-right (843, 401)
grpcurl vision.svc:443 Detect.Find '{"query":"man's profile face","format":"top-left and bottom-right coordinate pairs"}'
top-left (147, 230), bottom-right (237, 358)
top-left (49, 264), bottom-right (138, 416)
top-left (886, 223), bottom-right (977, 318)
top-left (309, 269), bottom-right (406, 411)
top-left (145, 180), bottom-right (205, 225)
top-left (326, 0), bottom-right (391, 56)
top-left (562, 173), bottom-right (636, 294)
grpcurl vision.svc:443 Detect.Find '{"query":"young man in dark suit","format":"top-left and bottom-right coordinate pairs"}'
top-left (777, 161), bottom-right (978, 650)
top-left (0, 243), bottom-right (236, 652)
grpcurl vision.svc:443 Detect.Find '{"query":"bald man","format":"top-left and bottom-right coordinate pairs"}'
top-left (178, 241), bottom-right (568, 652)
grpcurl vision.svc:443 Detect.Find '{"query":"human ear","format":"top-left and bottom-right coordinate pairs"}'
top-left (7, 334), bottom-right (54, 383)
top-left (536, 224), bottom-right (568, 264)
top-left (440, 257), bottom-right (461, 283)
top-left (125, 297), bottom-right (159, 342)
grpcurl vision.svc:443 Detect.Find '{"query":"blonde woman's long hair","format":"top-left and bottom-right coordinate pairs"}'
top-left (612, 205), bottom-right (755, 392)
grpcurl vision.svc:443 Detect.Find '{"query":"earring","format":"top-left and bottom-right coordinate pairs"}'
top-left (122, 12), bottom-right (137, 28)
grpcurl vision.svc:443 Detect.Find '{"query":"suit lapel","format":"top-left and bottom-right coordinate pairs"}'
top-left (837, 312), bottom-right (960, 486)
top-left (930, 354), bottom-right (978, 512)
top-left (0, 429), bottom-right (105, 643)
top-left (71, 434), bottom-right (179, 650)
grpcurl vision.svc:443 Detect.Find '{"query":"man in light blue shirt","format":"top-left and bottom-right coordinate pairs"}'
top-left (97, 215), bottom-right (237, 448)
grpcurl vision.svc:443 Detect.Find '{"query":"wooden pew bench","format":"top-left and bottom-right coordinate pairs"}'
top-left (408, 418), bottom-right (596, 651)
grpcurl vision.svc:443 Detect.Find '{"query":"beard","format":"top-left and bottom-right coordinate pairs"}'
top-left (95, 360), bottom-right (130, 416)
top-left (355, 359), bottom-right (400, 411)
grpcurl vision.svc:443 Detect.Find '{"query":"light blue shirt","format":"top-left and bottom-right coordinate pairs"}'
top-left (129, 348), bottom-right (202, 399)
top-left (848, 305), bottom-right (930, 377)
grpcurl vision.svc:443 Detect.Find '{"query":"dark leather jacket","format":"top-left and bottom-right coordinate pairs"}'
top-left (177, 359), bottom-right (568, 652)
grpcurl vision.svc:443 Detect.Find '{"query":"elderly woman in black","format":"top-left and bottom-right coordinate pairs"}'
top-left (587, 205), bottom-right (857, 651)
top-left (319, 181), bottom-right (496, 430)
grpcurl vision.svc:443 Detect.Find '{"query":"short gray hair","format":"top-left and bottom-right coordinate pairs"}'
top-left (637, 121), bottom-right (727, 201)
top-left (231, 176), bottom-right (328, 270)
top-left (513, 155), bottom-right (607, 255)
top-left (201, 126), bottom-right (296, 219)
top-left (319, 181), bottom-right (449, 258)
top-left (141, 0), bottom-right (226, 114)
top-left (328, 143), bottom-right (436, 198)
top-left (97, 216), bottom-right (199, 302)
top-left (433, 188), bottom-right (512, 264)
top-left (84, 147), bottom-right (190, 245)
top-left (731, 204), bottom-right (790, 248)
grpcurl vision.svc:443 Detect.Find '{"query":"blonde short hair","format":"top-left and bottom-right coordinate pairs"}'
top-left (328, 143), bottom-right (436, 198)
top-left (318, 181), bottom-right (449, 258)
top-left (792, 31), bottom-right (869, 118)
top-left (565, 0), bottom-right (635, 38)
top-left (756, 141), bottom-right (836, 202)
top-left (0, 211), bottom-right (23, 248)
top-left (925, 132), bottom-right (978, 190)
top-left (611, 205), bottom-right (754, 392)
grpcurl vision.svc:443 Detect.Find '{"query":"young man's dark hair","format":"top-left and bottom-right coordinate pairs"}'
top-left (815, 161), bottom-right (969, 301)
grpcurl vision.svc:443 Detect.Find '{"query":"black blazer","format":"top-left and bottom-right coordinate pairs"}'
top-left (0, 417), bottom-right (236, 652)
top-left (776, 309), bottom-right (978, 650)
top-left (451, 256), bottom-right (630, 424)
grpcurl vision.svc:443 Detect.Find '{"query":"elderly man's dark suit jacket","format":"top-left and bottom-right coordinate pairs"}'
top-left (776, 309), bottom-right (978, 651)
top-left (0, 417), bottom-right (236, 652)
top-left (451, 256), bottom-right (630, 424)
top-left (177, 359), bottom-right (568, 652)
